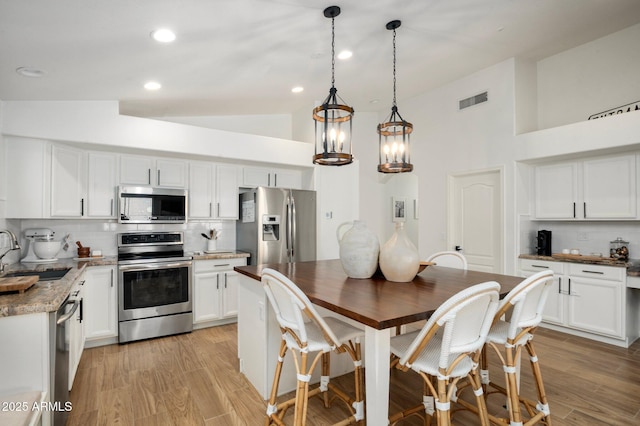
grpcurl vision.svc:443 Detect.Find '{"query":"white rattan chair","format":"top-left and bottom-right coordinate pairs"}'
top-left (458, 269), bottom-right (554, 426)
top-left (261, 268), bottom-right (365, 426)
top-left (388, 281), bottom-right (500, 426)
top-left (426, 251), bottom-right (468, 270)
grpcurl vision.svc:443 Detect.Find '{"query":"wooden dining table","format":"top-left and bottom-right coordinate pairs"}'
top-left (235, 259), bottom-right (524, 426)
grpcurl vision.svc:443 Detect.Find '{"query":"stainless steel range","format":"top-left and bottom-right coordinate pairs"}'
top-left (117, 231), bottom-right (193, 343)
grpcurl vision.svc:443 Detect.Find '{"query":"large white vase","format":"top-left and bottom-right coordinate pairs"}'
top-left (379, 222), bottom-right (420, 282)
top-left (337, 220), bottom-right (380, 279)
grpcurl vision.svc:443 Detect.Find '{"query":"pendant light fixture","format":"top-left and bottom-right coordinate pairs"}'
top-left (378, 20), bottom-right (413, 173)
top-left (313, 6), bottom-right (354, 166)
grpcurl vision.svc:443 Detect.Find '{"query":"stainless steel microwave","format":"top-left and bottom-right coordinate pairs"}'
top-left (118, 186), bottom-right (187, 223)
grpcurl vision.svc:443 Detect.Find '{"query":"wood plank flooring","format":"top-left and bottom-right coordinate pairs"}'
top-left (68, 325), bottom-right (640, 425)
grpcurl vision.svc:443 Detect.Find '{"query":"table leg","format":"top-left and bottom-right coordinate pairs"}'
top-left (364, 326), bottom-right (391, 426)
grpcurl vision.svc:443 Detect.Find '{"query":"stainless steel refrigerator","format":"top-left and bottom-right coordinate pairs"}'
top-left (237, 187), bottom-right (316, 265)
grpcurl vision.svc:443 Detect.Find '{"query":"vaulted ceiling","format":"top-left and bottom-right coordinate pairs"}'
top-left (2, 0), bottom-right (640, 118)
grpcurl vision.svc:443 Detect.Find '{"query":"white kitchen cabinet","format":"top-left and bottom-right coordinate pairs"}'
top-left (534, 162), bottom-right (578, 219)
top-left (520, 259), bottom-right (565, 325)
top-left (51, 145), bottom-right (118, 219)
top-left (215, 164), bottom-right (239, 219)
top-left (565, 264), bottom-right (624, 338)
top-left (193, 258), bottom-right (246, 327)
top-left (83, 266), bottom-right (118, 345)
top-left (188, 161), bottom-right (238, 219)
top-left (68, 278), bottom-right (85, 389)
top-left (86, 151), bottom-right (118, 218)
top-left (534, 153), bottom-right (637, 220)
top-left (51, 144), bottom-right (86, 218)
top-left (120, 154), bottom-right (187, 187)
top-left (5, 137), bottom-right (51, 218)
top-left (242, 166), bottom-right (301, 189)
top-left (582, 155), bottom-right (636, 219)
top-left (519, 259), bottom-right (634, 346)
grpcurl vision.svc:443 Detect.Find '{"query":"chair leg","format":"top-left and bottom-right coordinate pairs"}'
top-left (436, 376), bottom-right (451, 426)
top-left (321, 351), bottom-right (331, 408)
top-left (503, 345), bottom-right (523, 425)
top-left (352, 340), bottom-right (364, 423)
top-left (293, 350), bottom-right (310, 426)
top-left (266, 340), bottom-right (288, 425)
top-left (525, 341), bottom-right (552, 425)
top-left (468, 364), bottom-right (490, 426)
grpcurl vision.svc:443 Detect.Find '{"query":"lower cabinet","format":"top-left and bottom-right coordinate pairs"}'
top-left (83, 266), bottom-right (118, 346)
top-left (193, 258), bottom-right (246, 327)
top-left (519, 259), bottom-right (635, 347)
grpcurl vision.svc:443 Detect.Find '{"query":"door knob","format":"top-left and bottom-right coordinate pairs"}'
top-left (455, 245), bottom-right (463, 252)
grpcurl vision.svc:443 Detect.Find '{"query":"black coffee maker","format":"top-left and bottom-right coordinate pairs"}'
top-left (536, 230), bottom-right (552, 256)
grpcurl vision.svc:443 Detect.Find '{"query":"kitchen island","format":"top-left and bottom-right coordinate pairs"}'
top-left (235, 259), bottom-right (523, 425)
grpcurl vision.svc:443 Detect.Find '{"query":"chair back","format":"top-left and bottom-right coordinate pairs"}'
top-left (399, 281), bottom-right (500, 370)
top-left (261, 268), bottom-right (342, 348)
top-left (426, 251), bottom-right (468, 269)
top-left (496, 270), bottom-right (554, 339)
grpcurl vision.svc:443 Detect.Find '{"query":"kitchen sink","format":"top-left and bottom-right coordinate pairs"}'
top-left (3, 268), bottom-right (72, 281)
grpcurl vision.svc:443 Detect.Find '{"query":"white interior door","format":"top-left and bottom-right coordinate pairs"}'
top-left (449, 169), bottom-right (503, 272)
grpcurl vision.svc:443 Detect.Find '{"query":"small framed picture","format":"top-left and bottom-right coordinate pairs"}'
top-left (392, 197), bottom-right (406, 222)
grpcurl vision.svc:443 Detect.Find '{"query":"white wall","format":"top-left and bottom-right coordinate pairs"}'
top-left (153, 114), bottom-right (294, 140)
top-left (537, 23), bottom-right (640, 130)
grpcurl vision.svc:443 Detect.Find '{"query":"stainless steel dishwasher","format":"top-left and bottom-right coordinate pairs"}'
top-left (51, 294), bottom-right (80, 426)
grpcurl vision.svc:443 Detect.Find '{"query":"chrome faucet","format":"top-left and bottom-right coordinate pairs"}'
top-left (0, 230), bottom-right (21, 273)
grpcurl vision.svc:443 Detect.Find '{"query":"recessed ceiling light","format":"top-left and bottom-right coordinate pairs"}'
top-left (16, 67), bottom-right (45, 78)
top-left (151, 29), bottom-right (176, 43)
top-left (337, 50), bottom-right (352, 60)
top-left (291, 86), bottom-right (304, 93)
top-left (144, 81), bottom-right (162, 90)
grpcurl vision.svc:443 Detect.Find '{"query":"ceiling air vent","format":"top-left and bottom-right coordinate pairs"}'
top-left (459, 91), bottom-right (488, 110)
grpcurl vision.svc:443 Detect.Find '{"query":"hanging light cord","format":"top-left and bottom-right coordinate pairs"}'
top-left (331, 16), bottom-right (336, 88)
top-left (392, 27), bottom-right (397, 108)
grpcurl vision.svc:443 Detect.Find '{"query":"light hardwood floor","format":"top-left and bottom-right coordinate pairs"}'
top-left (68, 325), bottom-right (640, 425)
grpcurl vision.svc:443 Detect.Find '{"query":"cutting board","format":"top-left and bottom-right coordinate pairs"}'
top-left (551, 253), bottom-right (612, 262)
top-left (0, 276), bottom-right (39, 294)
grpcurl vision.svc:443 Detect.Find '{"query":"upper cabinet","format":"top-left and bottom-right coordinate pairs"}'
top-left (120, 154), bottom-right (187, 188)
top-left (188, 161), bottom-right (238, 220)
top-left (5, 138), bottom-right (50, 218)
top-left (242, 166), bottom-right (301, 189)
top-left (534, 153), bottom-right (637, 220)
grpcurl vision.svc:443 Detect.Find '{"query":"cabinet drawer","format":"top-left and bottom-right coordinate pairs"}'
top-left (519, 259), bottom-right (564, 275)
top-left (567, 263), bottom-right (625, 281)
top-left (194, 258), bottom-right (246, 273)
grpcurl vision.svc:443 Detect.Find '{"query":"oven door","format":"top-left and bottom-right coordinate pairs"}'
top-left (118, 259), bottom-right (192, 321)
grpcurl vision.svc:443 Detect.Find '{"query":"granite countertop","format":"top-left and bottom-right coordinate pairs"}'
top-left (0, 256), bottom-right (117, 318)
top-left (190, 250), bottom-right (250, 261)
top-left (519, 254), bottom-right (640, 276)
top-left (0, 252), bottom-right (249, 318)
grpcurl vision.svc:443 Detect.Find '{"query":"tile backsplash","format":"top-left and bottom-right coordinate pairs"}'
top-left (8, 219), bottom-right (236, 260)
top-left (522, 217), bottom-right (640, 259)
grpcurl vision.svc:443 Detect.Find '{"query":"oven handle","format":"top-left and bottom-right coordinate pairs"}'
top-left (118, 260), bottom-right (192, 272)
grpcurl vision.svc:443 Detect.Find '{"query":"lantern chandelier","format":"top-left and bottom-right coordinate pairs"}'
top-left (378, 20), bottom-right (413, 173)
top-left (313, 6), bottom-right (354, 166)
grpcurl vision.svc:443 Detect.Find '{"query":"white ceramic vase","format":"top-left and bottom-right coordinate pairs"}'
top-left (379, 222), bottom-right (420, 282)
top-left (337, 220), bottom-right (380, 279)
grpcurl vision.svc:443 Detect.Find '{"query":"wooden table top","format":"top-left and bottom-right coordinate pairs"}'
top-left (235, 259), bottom-right (524, 330)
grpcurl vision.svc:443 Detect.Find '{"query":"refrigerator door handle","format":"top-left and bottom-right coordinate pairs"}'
top-left (290, 193), bottom-right (297, 262)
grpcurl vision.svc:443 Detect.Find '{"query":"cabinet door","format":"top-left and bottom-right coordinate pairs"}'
top-left (83, 266), bottom-right (118, 341)
top-left (566, 276), bottom-right (623, 338)
top-left (87, 152), bottom-right (117, 218)
top-left (120, 155), bottom-right (153, 185)
top-left (156, 159), bottom-right (188, 188)
top-left (5, 137), bottom-right (50, 218)
top-left (243, 167), bottom-right (271, 187)
top-left (216, 164), bottom-right (239, 219)
top-left (51, 144), bottom-right (85, 217)
top-left (583, 155), bottom-right (636, 219)
top-left (189, 162), bottom-right (214, 218)
top-left (273, 169), bottom-right (302, 189)
top-left (69, 282), bottom-right (85, 389)
top-left (193, 272), bottom-right (222, 323)
top-left (534, 162), bottom-right (578, 219)
top-left (222, 271), bottom-right (239, 318)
